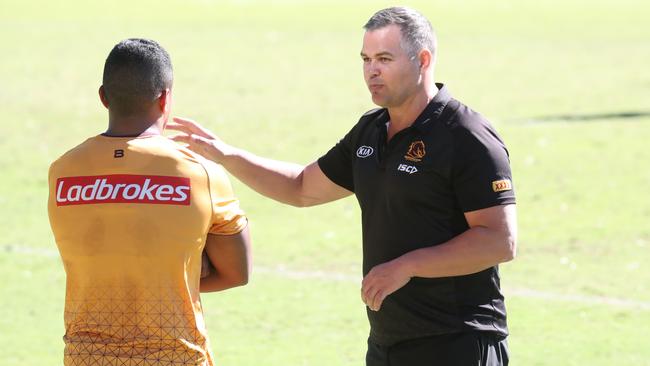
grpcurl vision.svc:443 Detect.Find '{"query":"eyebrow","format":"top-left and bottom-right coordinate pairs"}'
top-left (360, 51), bottom-right (395, 58)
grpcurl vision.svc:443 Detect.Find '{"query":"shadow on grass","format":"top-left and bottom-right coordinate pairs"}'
top-left (529, 111), bottom-right (650, 122)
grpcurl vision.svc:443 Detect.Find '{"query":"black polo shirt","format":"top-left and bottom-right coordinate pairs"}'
top-left (317, 84), bottom-right (516, 346)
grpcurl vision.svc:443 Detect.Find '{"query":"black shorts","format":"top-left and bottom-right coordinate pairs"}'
top-left (366, 332), bottom-right (509, 366)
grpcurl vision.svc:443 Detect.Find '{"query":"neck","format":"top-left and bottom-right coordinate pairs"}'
top-left (387, 83), bottom-right (438, 137)
top-left (104, 113), bottom-right (165, 137)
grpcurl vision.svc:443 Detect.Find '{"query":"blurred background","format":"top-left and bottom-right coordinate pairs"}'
top-left (1, 0), bottom-right (649, 365)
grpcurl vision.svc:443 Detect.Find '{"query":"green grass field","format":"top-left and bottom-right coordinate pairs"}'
top-left (1, 0), bottom-right (649, 365)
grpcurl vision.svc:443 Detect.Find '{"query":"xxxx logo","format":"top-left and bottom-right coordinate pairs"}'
top-left (404, 141), bottom-right (426, 162)
top-left (492, 179), bottom-right (512, 192)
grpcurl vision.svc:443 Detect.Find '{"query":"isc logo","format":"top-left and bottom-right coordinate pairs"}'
top-left (397, 164), bottom-right (418, 174)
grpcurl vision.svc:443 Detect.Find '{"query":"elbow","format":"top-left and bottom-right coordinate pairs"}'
top-left (201, 272), bottom-right (250, 292)
top-left (234, 266), bottom-right (251, 286)
top-left (292, 194), bottom-right (319, 208)
top-left (502, 234), bottom-right (517, 263)
top-left (292, 197), bottom-right (309, 208)
top-left (236, 274), bottom-right (249, 287)
top-left (295, 198), bottom-right (317, 208)
top-left (229, 271), bottom-right (250, 287)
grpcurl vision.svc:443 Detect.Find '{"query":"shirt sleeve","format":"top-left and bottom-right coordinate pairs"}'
top-left (203, 160), bottom-right (248, 235)
top-left (451, 118), bottom-right (516, 212)
top-left (317, 126), bottom-right (357, 192)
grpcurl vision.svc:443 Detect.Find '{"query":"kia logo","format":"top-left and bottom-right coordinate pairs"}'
top-left (356, 146), bottom-right (374, 158)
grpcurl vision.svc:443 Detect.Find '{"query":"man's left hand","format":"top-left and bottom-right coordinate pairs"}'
top-left (361, 258), bottom-right (411, 311)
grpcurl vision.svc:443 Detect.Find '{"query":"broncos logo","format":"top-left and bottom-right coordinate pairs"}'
top-left (404, 141), bottom-right (426, 162)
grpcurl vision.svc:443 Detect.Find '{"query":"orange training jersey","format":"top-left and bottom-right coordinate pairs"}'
top-left (47, 134), bottom-right (247, 366)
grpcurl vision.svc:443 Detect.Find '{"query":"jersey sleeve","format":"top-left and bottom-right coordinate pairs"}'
top-left (317, 126), bottom-right (357, 192)
top-left (451, 119), bottom-right (516, 212)
top-left (204, 161), bottom-right (248, 235)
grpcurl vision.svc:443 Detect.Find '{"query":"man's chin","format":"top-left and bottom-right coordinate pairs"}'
top-left (371, 95), bottom-right (388, 108)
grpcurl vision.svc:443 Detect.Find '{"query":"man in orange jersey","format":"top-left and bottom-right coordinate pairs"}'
top-left (47, 38), bottom-right (251, 366)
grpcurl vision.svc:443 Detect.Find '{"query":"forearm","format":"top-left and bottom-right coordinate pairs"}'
top-left (200, 272), bottom-right (247, 292)
top-left (200, 228), bottom-right (251, 293)
top-left (362, 205), bottom-right (517, 311)
top-left (167, 117), bottom-right (351, 206)
top-left (221, 147), bottom-right (308, 207)
top-left (397, 226), bottom-right (516, 278)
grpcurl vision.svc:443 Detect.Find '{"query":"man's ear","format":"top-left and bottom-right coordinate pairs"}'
top-left (418, 49), bottom-right (433, 72)
top-left (158, 88), bottom-right (172, 114)
top-left (98, 85), bottom-right (109, 109)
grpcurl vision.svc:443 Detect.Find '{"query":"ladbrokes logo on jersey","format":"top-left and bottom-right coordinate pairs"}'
top-left (55, 175), bottom-right (191, 206)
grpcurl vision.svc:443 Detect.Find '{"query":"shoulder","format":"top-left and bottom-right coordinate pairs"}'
top-left (444, 100), bottom-right (505, 145)
top-left (49, 136), bottom-right (98, 172)
top-left (201, 158), bottom-right (229, 181)
top-left (200, 159), bottom-right (236, 197)
top-left (438, 100), bottom-right (511, 166)
top-left (442, 99), bottom-right (487, 131)
top-left (146, 138), bottom-right (235, 193)
top-left (348, 107), bottom-right (386, 136)
top-left (358, 107), bottom-right (385, 125)
top-left (163, 139), bottom-right (227, 174)
top-left (143, 137), bottom-right (215, 166)
top-left (361, 107), bottom-right (384, 119)
top-left (174, 144), bottom-right (232, 186)
top-left (330, 107), bottom-right (385, 147)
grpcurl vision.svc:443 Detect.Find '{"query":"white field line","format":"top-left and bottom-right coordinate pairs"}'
top-left (5, 244), bottom-right (650, 311)
top-left (3, 244), bottom-right (60, 257)
top-left (254, 265), bottom-right (650, 311)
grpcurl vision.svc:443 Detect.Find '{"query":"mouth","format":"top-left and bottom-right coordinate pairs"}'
top-left (368, 84), bottom-right (384, 93)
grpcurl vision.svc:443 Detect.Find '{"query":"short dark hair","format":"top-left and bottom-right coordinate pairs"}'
top-left (102, 38), bottom-right (173, 115)
top-left (364, 7), bottom-right (437, 61)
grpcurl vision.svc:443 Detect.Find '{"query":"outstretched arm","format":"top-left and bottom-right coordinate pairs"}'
top-left (200, 224), bottom-right (252, 292)
top-left (166, 117), bottom-right (352, 207)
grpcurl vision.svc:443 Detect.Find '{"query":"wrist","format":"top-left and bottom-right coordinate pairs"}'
top-left (209, 140), bottom-right (235, 165)
top-left (393, 254), bottom-right (415, 279)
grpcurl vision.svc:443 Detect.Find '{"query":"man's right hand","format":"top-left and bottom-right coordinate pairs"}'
top-left (166, 117), bottom-right (232, 163)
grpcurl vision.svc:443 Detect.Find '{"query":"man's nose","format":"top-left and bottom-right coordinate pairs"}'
top-left (367, 60), bottom-right (380, 77)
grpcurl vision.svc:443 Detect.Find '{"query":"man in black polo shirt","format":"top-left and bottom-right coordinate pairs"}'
top-left (168, 6), bottom-right (517, 366)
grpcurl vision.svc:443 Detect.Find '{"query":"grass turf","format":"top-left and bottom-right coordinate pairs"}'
top-left (1, 0), bottom-right (649, 364)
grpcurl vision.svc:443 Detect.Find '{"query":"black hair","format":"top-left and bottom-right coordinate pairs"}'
top-left (102, 38), bottom-right (173, 115)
